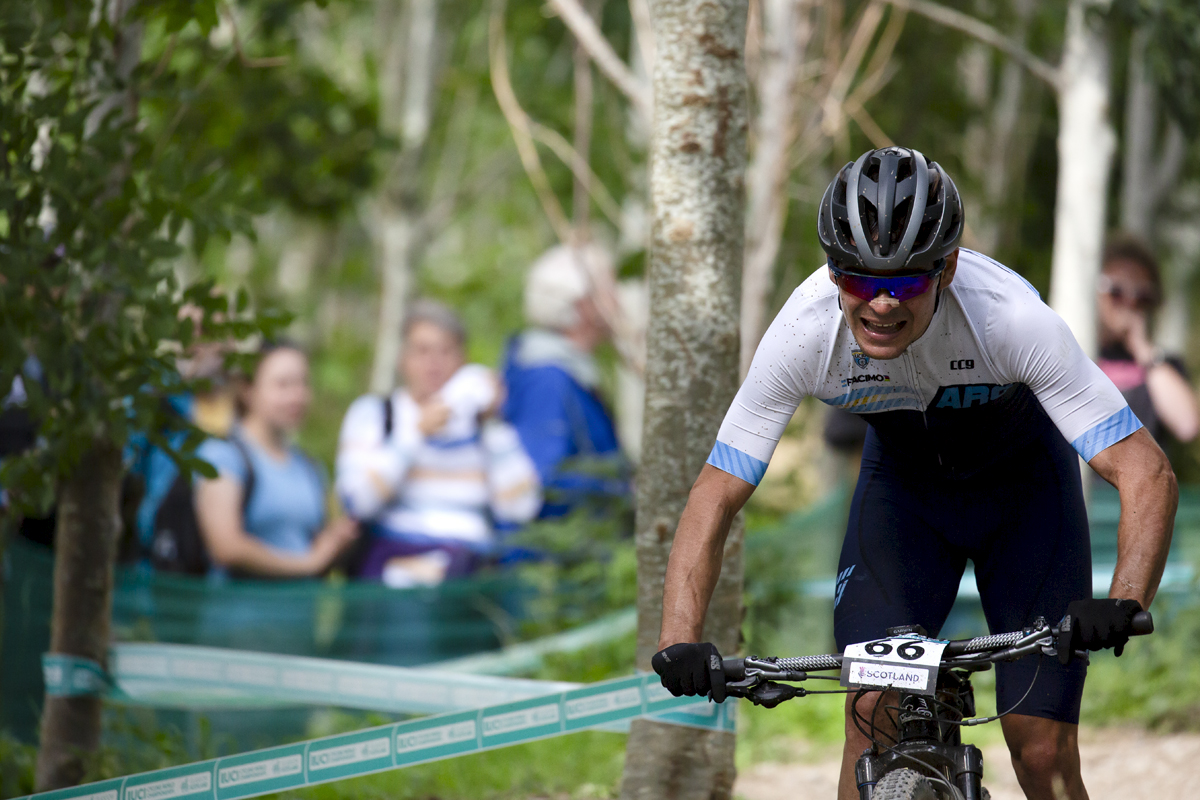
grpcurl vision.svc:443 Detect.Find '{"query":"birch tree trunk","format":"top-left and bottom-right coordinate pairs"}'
top-left (369, 0), bottom-right (440, 393)
top-left (36, 7), bottom-right (141, 787)
top-left (1048, 0), bottom-right (1115, 358)
top-left (959, 0), bottom-right (1035, 254)
top-left (740, 0), bottom-right (813, 373)
top-left (1119, 28), bottom-right (1186, 237)
top-left (619, 0), bottom-right (748, 795)
top-left (35, 442), bottom-right (124, 790)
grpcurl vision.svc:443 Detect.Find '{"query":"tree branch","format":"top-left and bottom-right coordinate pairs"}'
top-left (529, 121), bottom-right (623, 228)
top-left (547, 0), bottom-right (652, 117)
top-left (882, 0), bottom-right (1059, 89)
top-left (489, 0), bottom-right (572, 243)
top-left (220, 3), bottom-right (289, 68)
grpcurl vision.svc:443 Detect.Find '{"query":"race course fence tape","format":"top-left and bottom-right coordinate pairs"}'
top-left (17, 671), bottom-right (735, 800)
top-left (44, 644), bottom-right (581, 715)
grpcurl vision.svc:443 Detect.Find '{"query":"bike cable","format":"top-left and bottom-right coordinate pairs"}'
top-left (944, 657), bottom-right (1042, 727)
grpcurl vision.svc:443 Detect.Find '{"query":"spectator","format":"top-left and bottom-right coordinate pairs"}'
top-left (502, 244), bottom-right (629, 518)
top-left (193, 341), bottom-right (358, 578)
top-left (336, 300), bottom-right (540, 587)
top-left (126, 325), bottom-right (237, 559)
top-left (1096, 235), bottom-right (1199, 445)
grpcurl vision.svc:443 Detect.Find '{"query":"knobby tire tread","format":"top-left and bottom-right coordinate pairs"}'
top-left (871, 768), bottom-right (939, 800)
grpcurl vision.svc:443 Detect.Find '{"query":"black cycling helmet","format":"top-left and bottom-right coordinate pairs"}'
top-left (818, 146), bottom-right (964, 274)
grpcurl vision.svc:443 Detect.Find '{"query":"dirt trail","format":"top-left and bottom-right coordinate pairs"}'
top-left (735, 728), bottom-right (1200, 799)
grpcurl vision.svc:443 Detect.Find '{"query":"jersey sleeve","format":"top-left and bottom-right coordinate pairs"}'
top-left (990, 294), bottom-right (1142, 461)
top-left (706, 292), bottom-right (817, 485)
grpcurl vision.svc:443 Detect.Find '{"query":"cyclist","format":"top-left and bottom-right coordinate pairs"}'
top-left (651, 147), bottom-right (1177, 800)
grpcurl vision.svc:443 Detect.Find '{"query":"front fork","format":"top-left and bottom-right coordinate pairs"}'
top-left (855, 744), bottom-right (985, 800)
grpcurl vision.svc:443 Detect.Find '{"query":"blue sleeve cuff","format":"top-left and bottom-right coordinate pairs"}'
top-left (706, 440), bottom-right (769, 486)
top-left (1071, 406), bottom-right (1144, 461)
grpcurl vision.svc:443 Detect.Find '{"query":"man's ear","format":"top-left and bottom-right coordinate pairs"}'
top-left (939, 248), bottom-right (960, 290)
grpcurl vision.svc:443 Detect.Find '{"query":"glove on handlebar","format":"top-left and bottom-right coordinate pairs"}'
top-left (1067, 598), bottom-right (1143, 657)
top-left (651, 642), bottom-right (726, 702)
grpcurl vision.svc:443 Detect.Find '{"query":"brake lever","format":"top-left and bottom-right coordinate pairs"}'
top-left (736, 680), bottom-right (806, 708)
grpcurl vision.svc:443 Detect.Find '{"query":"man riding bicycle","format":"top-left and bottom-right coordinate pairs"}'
top-left (651, 147), bottom-right (1177, 800)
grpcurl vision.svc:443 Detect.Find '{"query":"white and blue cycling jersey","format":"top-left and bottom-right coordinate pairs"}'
top-left (709, 249), bottom-right (1142, 482)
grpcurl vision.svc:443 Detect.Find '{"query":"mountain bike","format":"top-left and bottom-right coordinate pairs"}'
top-left (721, 611), bottom-right (1154, 800)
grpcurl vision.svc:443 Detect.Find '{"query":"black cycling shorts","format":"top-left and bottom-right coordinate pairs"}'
top-left (833, 425), bottom-right (1092, 724)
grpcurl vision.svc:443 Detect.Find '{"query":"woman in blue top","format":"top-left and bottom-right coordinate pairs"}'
top-left (194, 342), bottom-right (358, 578)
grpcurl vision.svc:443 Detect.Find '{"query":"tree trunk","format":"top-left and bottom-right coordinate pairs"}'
top-left (1048, 0), bottom-right (1114, 359)
top-left (1119, 28), bottom-right (1187, 237)
top-left (35, 440), bottom-right (124, 790)
top-left (369, 0), bottom-right (440, 394)
top-left (619, 0), bottom-right (748, 795)
top-left (740, 0), bottom-right (814, 373)
top-left (959, 0), bottom-right (1035, 254)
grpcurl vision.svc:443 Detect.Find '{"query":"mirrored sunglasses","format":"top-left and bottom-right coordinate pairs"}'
top-left (828, 259), bottom-right (946, 303)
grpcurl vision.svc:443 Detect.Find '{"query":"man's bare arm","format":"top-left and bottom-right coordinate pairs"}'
top-left (1087, 427), bottom-right (1178, 608)
top-left (657, 464), bottom-right (757, 650)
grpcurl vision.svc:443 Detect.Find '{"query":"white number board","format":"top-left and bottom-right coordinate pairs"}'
top-left (839, 636), bottom-right (948, 696)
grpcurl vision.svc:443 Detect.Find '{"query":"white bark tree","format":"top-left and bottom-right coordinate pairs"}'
top-left (1048, 0), bottom-right (1116, 358)
top-left (369, 0), bottom-right (440, 393)
top-left (739, 0), bottom-right (815, 372)
top-left (959, 0), bottom-right (1038, 254)
top-left (618, 0), bottom-right (748, 796)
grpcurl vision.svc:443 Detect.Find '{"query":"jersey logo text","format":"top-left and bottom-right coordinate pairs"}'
top-left (933, 383), bottom-right (1014, 409)
top-left (949, 359), bottom-right (974, 370)
top-left (840, 374), bottom-right (891, 388)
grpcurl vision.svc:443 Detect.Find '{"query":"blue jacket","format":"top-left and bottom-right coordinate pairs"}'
top-left (501, 332), bottom-right (628, 518)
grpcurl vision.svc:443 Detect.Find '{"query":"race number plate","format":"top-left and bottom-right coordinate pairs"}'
top-left (839, 636), bottom-right (948, 696)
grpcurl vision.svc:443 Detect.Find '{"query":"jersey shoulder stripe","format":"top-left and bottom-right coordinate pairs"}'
top-left (706, 440), bottom-right (768, 485)
top-left (1072, 406), bottom-right (1143, 461)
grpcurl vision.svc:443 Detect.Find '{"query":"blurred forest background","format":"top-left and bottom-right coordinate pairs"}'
top-left (147, 0), bottom-right (1200, 487)
top-left (4, 0), bottom-right (1200, 797)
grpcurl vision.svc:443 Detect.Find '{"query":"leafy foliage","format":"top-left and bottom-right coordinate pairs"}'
top-left (1111, 0), bottom-right (1200, 136)
top-left (0, 4), bottom-right (294, 512)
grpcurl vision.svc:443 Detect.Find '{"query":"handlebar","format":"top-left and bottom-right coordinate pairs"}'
top-left (723, 610), bottom-right (1155, 683)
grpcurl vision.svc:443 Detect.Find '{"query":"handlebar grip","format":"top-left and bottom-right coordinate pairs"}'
top-left (1131, 611), bottom-right (1154, 635)
top-left (721, 658), bottom-right (745, 681)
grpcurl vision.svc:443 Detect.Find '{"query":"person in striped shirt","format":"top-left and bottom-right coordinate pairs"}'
top-left (336, 300), bottom-right (541, 587)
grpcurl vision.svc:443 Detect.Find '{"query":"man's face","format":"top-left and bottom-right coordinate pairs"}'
top-left (833, 250), bottom-right (959, 361)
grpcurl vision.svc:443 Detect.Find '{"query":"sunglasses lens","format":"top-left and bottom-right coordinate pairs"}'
top-left (836, 272), bottom-right (935, 302)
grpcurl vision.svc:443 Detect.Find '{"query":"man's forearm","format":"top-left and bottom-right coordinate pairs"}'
top-left (657, 466), bottom-right (751, 648)
top-left (1110, 462), bottom-right (1177, 608)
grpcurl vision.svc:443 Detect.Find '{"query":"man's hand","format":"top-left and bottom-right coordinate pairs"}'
top-left (1067, 598), bottom-right (1143, 656)
top-left (651, 642), bottom-right (726, 702)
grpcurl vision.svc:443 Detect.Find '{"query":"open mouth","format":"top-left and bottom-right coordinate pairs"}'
top-left (862, 319), bottom-right (906, 336)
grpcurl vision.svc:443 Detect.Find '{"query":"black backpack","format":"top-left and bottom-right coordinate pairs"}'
top-left (149, 437), bottom-right (256, 575)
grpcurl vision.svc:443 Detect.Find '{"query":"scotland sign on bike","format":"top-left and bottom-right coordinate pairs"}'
top-left (839, 635), bottom-right (947, 695)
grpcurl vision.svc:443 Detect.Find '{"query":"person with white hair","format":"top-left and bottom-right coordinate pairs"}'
top-left (501, 244), bottom-right (630, 519)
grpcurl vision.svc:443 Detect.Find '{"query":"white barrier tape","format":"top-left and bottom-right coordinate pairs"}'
top-left (105, 643), bottom-right (579, 714)
top-left (17, 672), bottom-right (735, 800)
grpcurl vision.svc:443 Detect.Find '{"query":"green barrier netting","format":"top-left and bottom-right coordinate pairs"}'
top-left (1, 540), bottom-right (528, 749)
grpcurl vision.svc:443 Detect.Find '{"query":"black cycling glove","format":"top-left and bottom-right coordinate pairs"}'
top-left (1067, 598), bottom-right (1143, 657)
top-left (651, 642), bottom-right (726, 702)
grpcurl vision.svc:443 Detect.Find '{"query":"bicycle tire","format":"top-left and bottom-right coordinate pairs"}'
top-left (870, 768), bottom-right (939, 800)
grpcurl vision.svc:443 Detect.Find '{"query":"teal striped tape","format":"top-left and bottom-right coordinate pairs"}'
top-left (42, 654), bottom-right (113, 697)
top-left (87, 643), bottom-right (581, 714)
top-left (17, 672), bottom-right (734, 800)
